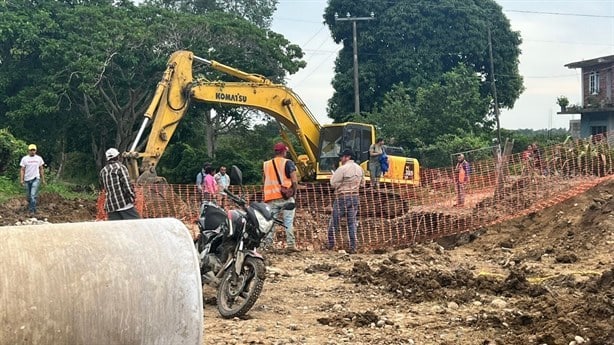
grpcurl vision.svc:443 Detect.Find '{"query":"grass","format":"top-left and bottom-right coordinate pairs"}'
top-left (0, 176), bottom-right (23, 202)
top-left (0, 175), bottom-right (99, 203)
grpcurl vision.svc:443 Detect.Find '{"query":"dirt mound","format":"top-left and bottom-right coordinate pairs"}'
top-left (342, 255), bottom-right (613, 343)
top-left (1, 179), bottom-right (612, 344)
top-left (0, 192), bottom-right (97, 226)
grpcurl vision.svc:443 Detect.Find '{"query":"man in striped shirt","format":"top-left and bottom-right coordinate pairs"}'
top-left (327, 148), bottom-right (365, 254)
top-left (100, 148), bottom-right (141, 220)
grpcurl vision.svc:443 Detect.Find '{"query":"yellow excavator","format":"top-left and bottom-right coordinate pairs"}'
top-left (125, 50), bottom-right (420, 185)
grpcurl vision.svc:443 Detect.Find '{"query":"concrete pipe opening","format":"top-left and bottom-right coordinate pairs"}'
top-left (0, 218), bottom-right (203, 345)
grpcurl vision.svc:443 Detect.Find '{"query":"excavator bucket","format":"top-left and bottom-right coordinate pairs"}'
top-left (0, 218), bottom-right (203, 345)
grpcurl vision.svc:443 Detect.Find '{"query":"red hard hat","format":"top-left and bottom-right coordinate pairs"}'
top-left (274, 142), bottom-right (288, 152)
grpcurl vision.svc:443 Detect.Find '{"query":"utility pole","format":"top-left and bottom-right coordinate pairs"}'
top-left (334, 12), bottom-right (375, 115)
top-left (488, 27), bottom-right (502, 147)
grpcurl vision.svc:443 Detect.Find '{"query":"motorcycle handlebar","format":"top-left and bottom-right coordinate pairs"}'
top-left (223, 188), bottom-right (247, 207)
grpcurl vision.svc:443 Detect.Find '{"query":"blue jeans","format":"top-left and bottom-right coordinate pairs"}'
top-left (266, 197), bottom-right (296, 247)
top-left (328, 195), bottom-right (359, 251)
top-left (24, 178), bottom-right (41, 213)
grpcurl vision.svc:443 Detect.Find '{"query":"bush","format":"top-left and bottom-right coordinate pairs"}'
top-left (60, 151), bottom-right (99, 184)
top-left (158, 143), bottom-right (264, 185)
top-left (0, 175), bottom-right (22, 201)
top-left (418, 134), bottom-right (491, 168)
top-left (0, 129), bottom-right (27, 179)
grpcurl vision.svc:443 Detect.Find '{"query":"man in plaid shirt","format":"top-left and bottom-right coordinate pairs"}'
top-left (100, 148), bottom-right (141, 220)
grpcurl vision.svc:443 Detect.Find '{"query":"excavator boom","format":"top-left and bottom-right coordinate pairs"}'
top-left (127, 50), bottom-right (420, 185)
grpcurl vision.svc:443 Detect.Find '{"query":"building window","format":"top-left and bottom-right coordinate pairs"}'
top-left (589, 71), bottom-right (600, 95)
top-left (591, 126), bottom-right (606, 135)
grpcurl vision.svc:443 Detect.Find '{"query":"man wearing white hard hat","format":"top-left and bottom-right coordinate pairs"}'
top-left (19, 143), bottom-right (46, 214)
top-left (99, 148), bottom-right (141, 220)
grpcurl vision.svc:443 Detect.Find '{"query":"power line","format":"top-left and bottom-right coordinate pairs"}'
top-left (505, 9), bottom-right (614, 18)
top-left (296, 26), bottom-right (329, 70)
top-left (523, 74), bottom-right (578, 79)
top-left (273, 17), bottom-right (321, 24)
top-left (292, 51), bottom-right (337, 87)
top-left (523, 39), bottom-right (614, 47)
top-left (275, 6), bottom-right (614, 23)
top-left (300, 24), bottom-right (326, 47)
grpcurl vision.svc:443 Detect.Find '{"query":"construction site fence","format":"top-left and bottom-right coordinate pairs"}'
top-left (97, 131), bottom-right (614, 252)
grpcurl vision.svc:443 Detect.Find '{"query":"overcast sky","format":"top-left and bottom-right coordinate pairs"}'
top-left (270, 0), bottom-right (614, 130)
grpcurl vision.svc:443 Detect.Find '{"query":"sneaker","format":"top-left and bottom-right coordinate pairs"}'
top-left (348, 248), bottom-right (357, 254)
top-left (285, 246), bottom-right (300, 253)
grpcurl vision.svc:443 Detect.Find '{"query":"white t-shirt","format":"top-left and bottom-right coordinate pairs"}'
top-left (214, 172), bottom-right (230, 194)
top-left (20, 155), bottom-right (44, 181)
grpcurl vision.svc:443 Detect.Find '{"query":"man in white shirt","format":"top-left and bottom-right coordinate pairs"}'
top-left (19, 144), bottom-right (46, 214)
top-left (214, 166), bottom-right (230, 191)
top-left (328, 148), bottom-right (365, 254)
top-left (214, 165), bottom-right (230, 206)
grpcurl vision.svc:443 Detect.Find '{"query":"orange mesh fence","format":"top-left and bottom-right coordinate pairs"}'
top-left (96, 131), bottom-right (614, 252)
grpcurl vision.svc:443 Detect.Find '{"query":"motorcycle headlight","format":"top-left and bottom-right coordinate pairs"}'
top-left (253, 210), bottom-right (274, 237)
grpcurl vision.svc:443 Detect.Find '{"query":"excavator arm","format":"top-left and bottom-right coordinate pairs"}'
top-left (190, 81), bottom-right (321, 163)
top-left (126, 50), bottom-right (322, 183)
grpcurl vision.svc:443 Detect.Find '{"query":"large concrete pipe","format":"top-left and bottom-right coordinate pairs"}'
top-left (0, 218), bottom-right (203, 345)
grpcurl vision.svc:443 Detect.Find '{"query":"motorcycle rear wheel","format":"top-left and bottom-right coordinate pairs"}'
top-left (216, 256), bottom-right (265, 318)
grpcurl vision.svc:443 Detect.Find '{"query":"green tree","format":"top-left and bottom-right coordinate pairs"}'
top-left (324, 0), bottom-right (523, 121)
top-left (145, 0), bottom-right (278, 29)
top-left (413, 64), bottom-right (491, 141)
top-left (0, 1), bottom-right (304, 182)
top-left (353, 83), bottom-right (425, 151)
top-left (418, 133), bottom-right (492, 168)
top-left (357, 65), bottom-right (490, 155)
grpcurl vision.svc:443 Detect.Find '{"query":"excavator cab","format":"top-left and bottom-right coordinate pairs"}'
top-left (316, 123), bottom-right (373, 179)
top-left (316, 122), bottom-right (420, 185)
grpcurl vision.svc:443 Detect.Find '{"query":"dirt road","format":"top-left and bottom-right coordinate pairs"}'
top-left (1, 180), bottom-right (612, 344)
top-left (203, 179), bottom-right (613, 345)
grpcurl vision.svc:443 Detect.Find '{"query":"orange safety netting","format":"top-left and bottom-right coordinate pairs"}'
top-left (97, 131), bottom-right (614, 252)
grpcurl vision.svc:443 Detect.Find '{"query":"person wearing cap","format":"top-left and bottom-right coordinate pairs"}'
top-left (327, 148), bottom-right (365, 254)
top-left (262, 142), bottom-right (299, 252)
top-left (99, 148), bottom-right (141, 220)
top-left (368, 138), bottom-right (385, 189)
top-left (19, 144), bottom-right (46, 214)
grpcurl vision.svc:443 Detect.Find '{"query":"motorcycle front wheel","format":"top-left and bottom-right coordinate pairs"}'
top-left (216, 256), bottom-right (265, 318)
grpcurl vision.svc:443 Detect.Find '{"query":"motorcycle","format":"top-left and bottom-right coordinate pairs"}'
top-left (195, 166), bottom-right (294, 318)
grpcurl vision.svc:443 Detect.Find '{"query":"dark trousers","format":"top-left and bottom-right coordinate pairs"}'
top-left (108, 207), bottom-right (141, 220)
top-left (327, 194), bottom-right (359, 251)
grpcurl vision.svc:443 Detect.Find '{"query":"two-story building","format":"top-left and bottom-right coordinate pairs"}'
top-left (560, 55), bottom-right (614, 138)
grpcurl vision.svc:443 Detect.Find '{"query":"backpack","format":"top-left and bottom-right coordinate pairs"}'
top-left (379, 152), bottom-right (389, 174)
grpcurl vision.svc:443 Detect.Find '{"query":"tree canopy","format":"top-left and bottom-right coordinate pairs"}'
top-left (145, 0), bottom-right (278, 29)
top-left (355, 64), bottom-right (491, 163)
top-left (324, 0), bottom-right (523, 121)
top-left (0, 0), bottom-right (303, 182)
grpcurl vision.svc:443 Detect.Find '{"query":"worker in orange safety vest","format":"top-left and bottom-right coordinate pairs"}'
top-left (262, 142), bottom-right (299, 252)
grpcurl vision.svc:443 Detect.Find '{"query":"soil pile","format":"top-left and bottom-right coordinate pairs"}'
top-left (203, 178), bottom-right (612, 344)
top-left (1, 179), bottom-right (612, 344)
top-left (0, 192), bottom-right (97, 226)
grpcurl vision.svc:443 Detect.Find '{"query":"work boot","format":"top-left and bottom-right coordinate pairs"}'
top-left (285, 245), bottom-right (300, 253)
